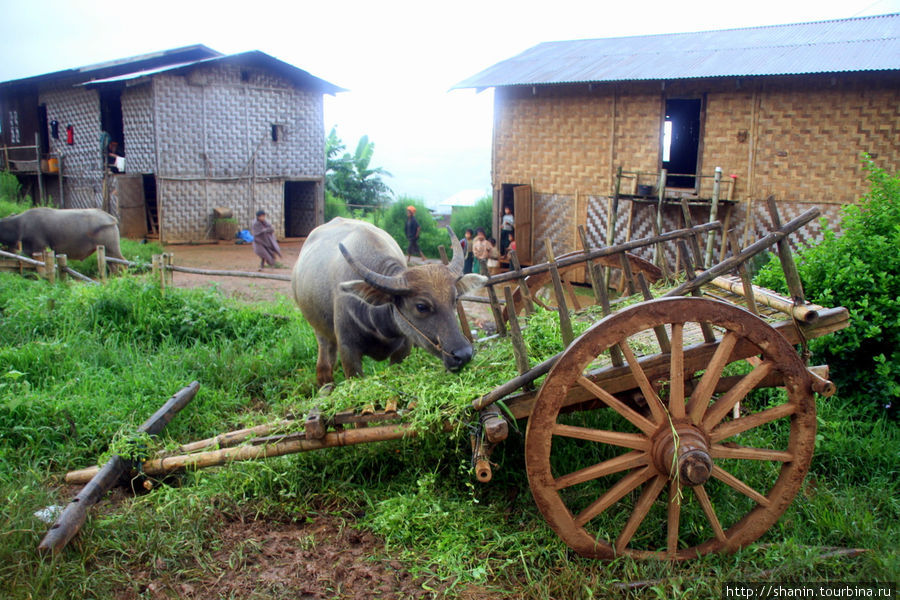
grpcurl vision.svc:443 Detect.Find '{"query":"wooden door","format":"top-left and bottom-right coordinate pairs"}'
top-left (513, 184), bottom-right (533, 264)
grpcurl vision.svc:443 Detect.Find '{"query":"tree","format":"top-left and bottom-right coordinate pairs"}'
top-left (325, 128), bottom-right (393, 209)
top-left (450, 195), bottom-right (493, 239)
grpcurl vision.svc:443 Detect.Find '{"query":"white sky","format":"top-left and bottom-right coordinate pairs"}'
top-left (2, 0), bottom-right (897, 206)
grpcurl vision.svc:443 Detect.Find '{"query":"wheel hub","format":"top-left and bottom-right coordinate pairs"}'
top-left (652, 423), bottom-right (712, 486)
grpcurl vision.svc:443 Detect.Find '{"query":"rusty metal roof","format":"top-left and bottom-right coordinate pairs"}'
top-left (454, 14), bottom-right (900, 89)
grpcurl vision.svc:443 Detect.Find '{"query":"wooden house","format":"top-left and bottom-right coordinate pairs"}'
top-left (0, 45), bottom-right (343, 242)
top-left (454, 14), bottom-right (900, 266)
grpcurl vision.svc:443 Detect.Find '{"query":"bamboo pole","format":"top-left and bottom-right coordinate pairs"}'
top-left (503, 285), bottom-right (531, 377)
top-left (706, 276), bottom-right (821, 322)
top-left (508, 250), bottom-right (534, 316)
top-left (69, 422), bottom-right (418, 482)
top-left (766, 196), bottom-right (806, 305)
top-left (165, 264), bottom-right (293, 280)
top-left (704, 167), bottom-right (723, 267)
top-left (97, 245), bottom-right (107, 282)
top-left (727, 231), bottom-right (759, 315)
top-left (39, 382), bottom-right (200, 553)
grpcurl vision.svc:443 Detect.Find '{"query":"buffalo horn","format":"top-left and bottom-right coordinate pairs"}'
top-left (339, 243), bottom-right (411, 295)
top-left (446, 226), bottom-right (464, 274)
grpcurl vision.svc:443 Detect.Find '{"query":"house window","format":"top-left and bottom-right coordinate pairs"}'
top-left (8, 110), bottom-right (20, 144)
top-left (662, 98), bottom-right (702, 188)
top-left (271, 124), bottom-right (285, 142)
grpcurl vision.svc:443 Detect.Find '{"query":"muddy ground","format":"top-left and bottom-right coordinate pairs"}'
top-left (137, 240), bottom-right (500, 599)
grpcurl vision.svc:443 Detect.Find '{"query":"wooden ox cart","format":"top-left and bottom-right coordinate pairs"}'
top-left (53, 197), bottom-right (848, 561)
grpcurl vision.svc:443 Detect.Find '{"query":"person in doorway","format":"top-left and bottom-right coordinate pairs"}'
top-left (462, 228), bottom-right (475, 274)
top-left (107, 141), bottom-right (123, 173)
top-left (404, 205), bottom-right (427, 264)
top-left (472, 227), bottom-right (490, 274)
top-left (251, 210), bottom-right (283, 270)
top-left (503, 232), bottom-right (517, 269)
top-left (500, 206), bottom-right (514, 255)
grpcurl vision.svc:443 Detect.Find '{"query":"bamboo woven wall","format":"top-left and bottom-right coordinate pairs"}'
top-left (492, 73), bottom-right (900, 257)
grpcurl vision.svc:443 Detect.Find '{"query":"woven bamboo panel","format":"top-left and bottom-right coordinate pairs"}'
top-left (493, 87), bottom-right (614, 193)
top-left (40, 87), bottom-right (103, 179)
top-left (531, 193), bottom-right (576, 264)
top-left (752, 80), bottom-right (900, 205)
top-left (122, 84), bottom-right (156, 174)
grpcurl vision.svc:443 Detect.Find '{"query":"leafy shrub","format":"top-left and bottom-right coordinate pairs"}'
top-left (450, 195), bottom-right (493, 239)
top-left (0, 170), bottom-right (21, 203)
top-left (754, 159), bottom-right (900, 415)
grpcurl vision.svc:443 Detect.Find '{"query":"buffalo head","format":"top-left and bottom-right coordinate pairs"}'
top-left (338, 227), bottom-right (486, 372)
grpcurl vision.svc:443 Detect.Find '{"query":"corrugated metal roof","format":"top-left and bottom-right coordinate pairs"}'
top-left (80, 51), bottom-right (346, 95)
top-left (454, 13), bottom-right (900, 89)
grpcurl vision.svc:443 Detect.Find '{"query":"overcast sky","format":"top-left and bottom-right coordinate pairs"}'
top-left (2, 0), bottom-right (897, 206)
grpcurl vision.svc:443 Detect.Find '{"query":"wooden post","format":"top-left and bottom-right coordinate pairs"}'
top-left (617, 201), bottom-right (636, 291)
top-left (728, 231), bottom-right (759, 315)
top-left (679, 198), bottom-right (705, 267)
top-left (480, 260), bottom-right (506, 337)
top-left (654, 169), bottom-right (667, 267)
top-left (705, 167), bottom-right (723, 267)
top-left (439, 245), bottom-right (472, 343)
top-left (594, 267), bottom-right (625, 367)
top-left (508, 250), bottom-right (534, 316)
top-left (164, 253), bottom-right (174, 287)
top-left (34, 132), bottom-right (44, 205)
top-left (766, 196), bottom-right (806, 305)
top-left (38, 382), bottom-right (200, 554)
top-left (57, 254), bottom-right (68, 282)
top-left (676, 240), bottom-right (717, 343)
top-left (96, 245), bottom-right (107, 282)
top-left (636, 273), bottom-right (671, 353)
top-left (33, 253), bottom-right (45, 279)
top-left (604, 171), bottom-right (621, 288)
top-left (617, 252), bottom-right (637, 295)
top-left (44, 250), bottom-right (56, 284)
top-left (544, 239), bottom-right (573, 346)
top-left (58, 154), bottom-right (64, 208)
top-left (577, 225), bottom-right (603, 302)
top-left (503, 285), bottom-right (531, 377)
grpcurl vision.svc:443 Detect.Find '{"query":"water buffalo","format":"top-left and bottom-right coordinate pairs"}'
top-left (0, 207), bottom-right (125, 264)
top-left (291, 218), bottom-right (486, 386)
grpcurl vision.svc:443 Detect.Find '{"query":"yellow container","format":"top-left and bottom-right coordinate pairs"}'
top-left (47, 158), bottom-right (59, 173)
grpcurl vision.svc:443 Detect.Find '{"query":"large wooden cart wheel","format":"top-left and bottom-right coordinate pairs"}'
top-left (502, 251), bottom-right (661, 321)
top-left (525, 297), bottom-right (816, 559)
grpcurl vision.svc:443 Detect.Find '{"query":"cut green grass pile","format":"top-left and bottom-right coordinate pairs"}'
top-left (0, 272), bottom-right (897, 599)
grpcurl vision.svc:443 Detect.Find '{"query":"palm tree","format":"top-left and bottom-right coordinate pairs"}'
top-left (325, 128), bottom-right (393, 208)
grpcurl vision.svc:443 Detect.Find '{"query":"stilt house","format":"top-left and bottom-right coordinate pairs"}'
top-left (454, 14), bottom-right (900, 266)
top-left (0, 45), bottom-right (343, 242)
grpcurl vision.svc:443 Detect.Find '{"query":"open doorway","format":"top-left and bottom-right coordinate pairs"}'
top-left (100, 88), bottom-right (124, 158)
top-left (284, 181), bottom-right (316, 237)
top-left (662, 98), bottom-right (702, 189)
top-left (142, 174), bottom-right (158, 238)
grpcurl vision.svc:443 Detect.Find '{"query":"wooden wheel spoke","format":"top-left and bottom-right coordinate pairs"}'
top-left (577, 376), bottom-right (657, 435)
top-left (667, 480), bottom-right (682, 557)
top-left (711, 465), bottom-right (771, 507)
top-left (668, 323), bottom-right (686, 418)
top-left (711, 443), bottom-right (793, 462)
top-left (687, 331), bottom-right (738, 424)
top-left (710, 402), bottom-right (796, 443)
top-left (552, 423), bottom-right (650, 450)
top-left (574, 466), bottom-right (655, 527)
top-left (615, 474), bottom-right (667, 553)
top-left (702, 361), bottom-right (775, 429)
top-left (693, 484), bottom-right (727, 543)
top-left (617, 341), bottom-right (667, 425)
top-left (554, 451), bottom-right (649, 490)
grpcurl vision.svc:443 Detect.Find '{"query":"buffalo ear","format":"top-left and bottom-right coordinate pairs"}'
top-left (456, 273), bottom-right (488, 295)
top-left (339, 280), bottom-right (393, 305)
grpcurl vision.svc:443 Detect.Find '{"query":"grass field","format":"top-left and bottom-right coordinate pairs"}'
top-left (0, 271), bottom-right (897, 599)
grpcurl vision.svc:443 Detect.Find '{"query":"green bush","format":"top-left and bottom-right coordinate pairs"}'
top-left (754, 159), bottom-right (900, 416)
top-left (0, 171), bottom-right (21, 203)
top-left (450, 195), bottom-right (493, 239)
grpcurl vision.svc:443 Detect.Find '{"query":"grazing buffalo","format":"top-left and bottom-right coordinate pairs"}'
top-left (0, 207), bottom-right (125, 263)
top-left (291, 218), bottom-right (486, 386)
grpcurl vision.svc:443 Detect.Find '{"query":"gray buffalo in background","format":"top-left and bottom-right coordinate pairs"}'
top-left (292, 217), bottom-right (486, 387)
top-left (0, 207), bottom-right (125, 263)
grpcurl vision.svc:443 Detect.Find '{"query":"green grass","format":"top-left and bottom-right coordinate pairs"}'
top-left (0, 272), bottom-right (897, 599)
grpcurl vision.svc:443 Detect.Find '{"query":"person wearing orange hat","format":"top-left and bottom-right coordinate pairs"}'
top-left (404, 205), bottom-right (427, 264)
